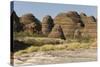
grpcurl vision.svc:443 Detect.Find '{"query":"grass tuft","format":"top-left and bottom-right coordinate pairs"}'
top-left (39, 44), bottom-right (55, 51)
top-left (26, 46), bottom-right (39, 52)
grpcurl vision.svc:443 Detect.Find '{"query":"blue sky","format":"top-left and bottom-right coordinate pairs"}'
top-left (12, 1), bottom-right (97, 21)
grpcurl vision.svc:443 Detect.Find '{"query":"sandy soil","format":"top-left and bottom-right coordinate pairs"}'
top-left (13, 48), bottom-right (97, 66)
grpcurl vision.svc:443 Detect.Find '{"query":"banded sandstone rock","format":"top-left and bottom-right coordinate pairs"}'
top-left (42, 15), bottom-right (54, 35)
top-left (48, 24), bottom-right (66, 40)
top-left (80, 13), bottom-right (97, 37)
top-left (11, 11), bottom-right (23, 32)
top-left (20, 13), bottom-right (41, 33)
top-left (54, 11), bottom-right (84, 38)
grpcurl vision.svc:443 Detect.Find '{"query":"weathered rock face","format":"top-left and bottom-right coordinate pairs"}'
top-left (66, 11), bottom-right (80, 18)
top-left (48, 24), bottom-right (66, 40)
top-left (42, 15), bottom-right (54, 35)
top-left (80, 14), bottom-right (97, 38)
top-left (80, 13), bottom-right (96, 23)
top-left (80, 12), bottom-right (87, 17)
top-left (54, 11), bottom-right (84, 38)
top-left (12, 11), bottom-right (97, 39)
top-left (11, 11), bottom-right (23, 32)
top-left (20, 13), bottom-right (41, 34)
top-left (54, 11), bottom-right (97, 38)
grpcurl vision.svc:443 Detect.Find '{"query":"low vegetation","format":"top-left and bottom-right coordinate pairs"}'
top-left (26, 46), bottom-right (39, 52)
top-left (14, 37), bottom-right (64, 46)
top-left (14, 35), bottom-right (97, 56)
top-left (39, 45), bottom-right (55, 51)
top-left (13, 32), bottom-right (47, 38)
top-left (14, 40), bottom-right (96, 56)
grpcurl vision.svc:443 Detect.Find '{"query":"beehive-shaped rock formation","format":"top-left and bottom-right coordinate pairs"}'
top-left (42, 15), bottom-right (54, 35)
top-left (11, 11), bottom-right (23, 32)
top-left (20, 13), bottom-right (41, 33)
top-left (12, 11), bottom-right (97, 38)
top-left (54, 11), bottom-right (84, 38)
top-left (48, 24), bottom-right (66, 40)
top-left (80, 13), bottom-right (97, 38)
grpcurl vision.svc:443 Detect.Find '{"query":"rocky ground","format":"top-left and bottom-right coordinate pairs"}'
top-left (14, 48), bottom-right (97, 66)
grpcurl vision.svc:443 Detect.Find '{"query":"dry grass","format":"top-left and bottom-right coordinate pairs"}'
top-left (14, 50), bottom-right (27, 56)
top-left (26, 46), bottom-right (39, 52)
top-left (15, 37), bottom-right (64, 46)
top-left (55, 44), bottom-right (67, 50)
top-left (39, 44), bottom-right (55, 51)
top-left (14, 42), bottom-right (94, 56)
top-left (66, 42), bottom-right (81, 50)
top-left (14, 37), bottom-right (97, 56)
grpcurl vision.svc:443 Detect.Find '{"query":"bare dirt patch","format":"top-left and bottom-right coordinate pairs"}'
top-left (14, 48), bottom-right (97, 66)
